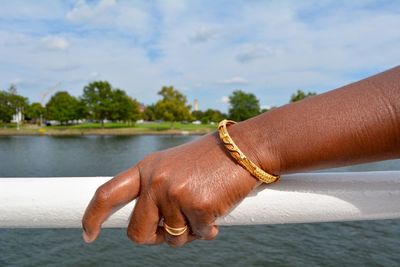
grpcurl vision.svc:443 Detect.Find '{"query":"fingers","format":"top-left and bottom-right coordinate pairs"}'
top-left (192, 223), bottom-right (219, 240)
top-left (82, 166), bottom-right (140, 243)
top-left (127, 195), bottom-right (164, 245)
top-left (160, 203), bottom-right (196, 247)
top-left (185, 210), bottom-right (219, 240)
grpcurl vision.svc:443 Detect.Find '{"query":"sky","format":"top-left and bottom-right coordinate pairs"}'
top-left (0, 0), bottom-right (399, 112)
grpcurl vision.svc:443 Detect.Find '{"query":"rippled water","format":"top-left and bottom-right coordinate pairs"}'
top-left (1, 136), bottom-right (399, 267)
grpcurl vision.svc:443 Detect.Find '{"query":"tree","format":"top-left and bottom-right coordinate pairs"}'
top-left (110, 89), bottom-right (141, 123)
top-left (46, 91), bottom-right (80, 124)
top-left (191, 110), bottom-right (204, 121)
top-left (290, 90), bottom-right (317, 103)
top-left (125, 97), bottom-right (141, 123)
top-left (228, 90), bottom-right (261, 121)
top-left (82, 81), bottom-right (114, 127)
top-left (143, 104), bottom-right (157, 121)
top-left (261, 106), bottom-right (277, 113)
top-left (0, 86), bottom-right (28, 123)
top-left (0, 91), bottom-right (13, 122)
top-left (26, 102), bottom-right (45, 124)
top-left (200, 109), bottom-right (225, 124)
top-left (82, 81), bottom-right (140, 126)
top-left (155, 86), bottom-right (192, 123)
top-left (76, 99), bottom-right (89, 121)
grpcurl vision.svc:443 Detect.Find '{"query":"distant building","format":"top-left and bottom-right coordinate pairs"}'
top-left (193, 99), bottom-right (199, 111)
top-left (11, 110), bottom-right (23, 123)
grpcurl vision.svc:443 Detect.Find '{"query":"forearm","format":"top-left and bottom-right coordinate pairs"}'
top-left (230, 66), bottom-right (400, 175)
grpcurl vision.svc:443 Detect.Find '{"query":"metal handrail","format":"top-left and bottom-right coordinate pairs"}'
top-left (1, 171), bottom-right (399, 228)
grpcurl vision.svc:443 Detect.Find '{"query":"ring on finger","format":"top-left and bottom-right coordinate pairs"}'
top-left (163, 223), bottom-right (188, 236)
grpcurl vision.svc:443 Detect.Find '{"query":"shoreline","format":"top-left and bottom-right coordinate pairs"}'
top-left (0, 128), bottom-right (212, 136)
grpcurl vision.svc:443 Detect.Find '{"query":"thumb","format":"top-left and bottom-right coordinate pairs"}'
top-left (82, 165), bottom-right (140, 243)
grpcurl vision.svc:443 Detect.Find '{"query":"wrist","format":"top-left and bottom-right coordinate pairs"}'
top-left (225, 117), bottom-right (283, 177)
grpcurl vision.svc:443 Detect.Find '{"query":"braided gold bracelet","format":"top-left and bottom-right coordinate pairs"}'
top-left (218, 119), bottom-right (279, 184)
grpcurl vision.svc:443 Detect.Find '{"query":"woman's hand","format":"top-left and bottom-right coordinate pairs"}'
top-left (82, 131), bottom-right (264, 247)
top-left (82, 66), bottom-right (400, 247)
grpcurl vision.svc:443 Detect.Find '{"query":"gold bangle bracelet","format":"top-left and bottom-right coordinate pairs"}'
top-left (218, 119), bottom-right (279, 184)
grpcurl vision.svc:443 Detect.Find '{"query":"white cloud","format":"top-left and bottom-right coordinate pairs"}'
top-left (236, 44), bottom-right (280, 63)
top-left (0, 31), bottom-right (29, 46)
top-left (46, 64), bottom-right (79, 72)
top-left (10, 77), bottom-right (23, 85)
top-left (0, 1), bottom-right (66, 20)
top-left (66, 0), bottom-right (150, 37)
top-left (1, 1), bottom-right (400, 110)
top-left (66, 0), bottom-right (116, 22)
top-left (220, 96), bottom-right (229, 104)
top-left (221, 76), bottom-right (248, 85)
top-left (90, 72), bottom-right (99, 78)
top-left (41, 36), bottom-right (69, 50)
top-left (190, 26), bottom-right (219, 43)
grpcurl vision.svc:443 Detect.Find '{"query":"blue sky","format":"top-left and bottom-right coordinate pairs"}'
top-left (1, 0), bottom-right (399, 111)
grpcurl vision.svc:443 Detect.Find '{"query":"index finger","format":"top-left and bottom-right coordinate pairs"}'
top-left (82, 165), bottom-right (140, 243)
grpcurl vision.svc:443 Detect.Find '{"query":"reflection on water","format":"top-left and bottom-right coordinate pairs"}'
top-left (0, 136), bottom-right (399, 266)
top-left (0, 135), bottom-right (198, 177)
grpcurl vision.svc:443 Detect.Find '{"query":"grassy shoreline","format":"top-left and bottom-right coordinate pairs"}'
top-left (0, 122), bottom-right (215, 136)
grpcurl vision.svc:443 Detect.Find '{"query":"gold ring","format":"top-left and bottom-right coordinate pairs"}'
top-left (163, 222), bottom-right (188, 236)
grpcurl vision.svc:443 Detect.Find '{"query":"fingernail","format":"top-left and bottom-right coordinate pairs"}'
top-left (82, 231), bottom-right (93, 243)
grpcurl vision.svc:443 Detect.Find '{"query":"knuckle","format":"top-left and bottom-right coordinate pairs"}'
top-left (191, 197), bottom-right (213, 215)
top-left (127, 228), bottom-right (150, 245)
top-left (151, 172), bottom-right (167, 188)
top-left (137, 152), bottom-right (161, 176)
top-left (165, 236), bottom-right (186, 248)
top-left (141, 152), bottom-right (160, 166)
top-left (93, 185), bottom-right (111, 206)
top-left (168, 186), bottom-right (184, 202)
top-left (202, 230), bottom-right (218, 240)
top-left (194, 225), bottom-right (218, 240)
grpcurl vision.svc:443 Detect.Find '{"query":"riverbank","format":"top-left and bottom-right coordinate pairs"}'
top-left (0, 122), bottom-right (215, 136)
top-left (0, 128), bottom-right (211, 136)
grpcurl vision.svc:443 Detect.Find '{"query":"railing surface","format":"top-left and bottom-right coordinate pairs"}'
top-left (1, 171), bottom-right (399, 228)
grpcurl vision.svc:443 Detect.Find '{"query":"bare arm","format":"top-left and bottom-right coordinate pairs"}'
top-left (82, 66), bottom-right (400, 247)
top-left (230, 66), bottom-right (400, 175)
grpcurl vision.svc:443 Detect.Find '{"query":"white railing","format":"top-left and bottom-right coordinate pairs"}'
top-left (1, 171), bottom-right (399, 228)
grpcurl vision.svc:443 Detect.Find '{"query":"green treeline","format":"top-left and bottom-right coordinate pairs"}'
top-left (0, 81), bottom-right (316, 126)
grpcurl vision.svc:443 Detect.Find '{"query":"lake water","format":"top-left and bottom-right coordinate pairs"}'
top-left (0, 136), bottom-right (399, 267)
